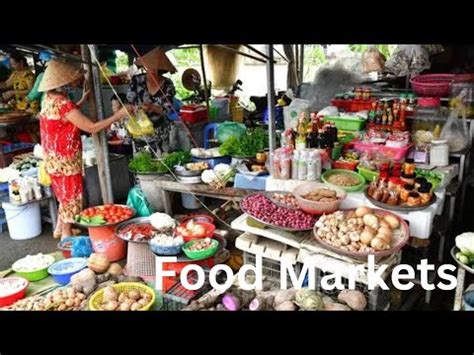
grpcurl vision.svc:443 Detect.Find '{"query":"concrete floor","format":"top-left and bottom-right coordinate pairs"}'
top-left (0, 224), bottom-right (58, 270)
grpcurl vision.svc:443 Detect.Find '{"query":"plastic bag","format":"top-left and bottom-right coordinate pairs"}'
top-left (126, 186), bottom-right (154, 217)
top-left (216, 121), bottom-right (246, 143)
top-left (440, 109), bottom-right (469, 152)
top-left (385, 45), bottom-right (431, 77)
top-left (284, 98), bottom-right (310, 130)
top-left (38, 161), bottom-right (51, 187)
top-left (125, 109), bottom-right (155, 138)
top-left (361, 46), bottom-right (386, 73)
top-left (71, 237), bottom-right (94, 258)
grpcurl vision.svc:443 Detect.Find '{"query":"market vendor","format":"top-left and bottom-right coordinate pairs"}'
top-left (38, 59), bottom-right (133, 240)
top-left (26, 51), bottom-right (90, 111)
top-left (126, 47), bottom-right (179, 154)
top-left (0, 52), bottom-right (37, 111)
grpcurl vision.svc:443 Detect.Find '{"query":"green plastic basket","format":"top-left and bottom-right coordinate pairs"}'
top-left (321, 169), bottom-right (366, 192)
top-left (11, 255), bottom-right (55, 282)
top-left (182, 239), bottom-right (219, 260)
top-left (357, 166), bottom-right (379, 183)
top-left (324, 116), bottom-right (366, 131)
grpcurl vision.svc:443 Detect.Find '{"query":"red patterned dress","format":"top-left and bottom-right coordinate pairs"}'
top-left (39, 93), bottom-right (83, 223)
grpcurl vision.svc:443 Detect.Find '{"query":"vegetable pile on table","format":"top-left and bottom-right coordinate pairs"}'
top-left (129, 150), bottom-right (191, 174)
top-left (218, 128), bottom-right (268, 157)
top-left (75, 205), bottom-right (134, 226)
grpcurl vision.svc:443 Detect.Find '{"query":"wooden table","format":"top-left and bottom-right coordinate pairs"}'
top-left (153, 179), bottom-right (252, 215)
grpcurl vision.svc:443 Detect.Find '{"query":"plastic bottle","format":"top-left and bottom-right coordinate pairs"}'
top-left (307, 150), bottom-right (317, 181)
top-left (313, 150), bottom-right (322, 180)
top-left (297, 150), bottom-right (307, 181)
top-left (291, 150), bottom-right (299, 180)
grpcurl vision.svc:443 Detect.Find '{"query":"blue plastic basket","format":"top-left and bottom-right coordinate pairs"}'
top-left (48, 258), bottom-right (88, 285)
top-left (149, 241), bottom-right (183, 256)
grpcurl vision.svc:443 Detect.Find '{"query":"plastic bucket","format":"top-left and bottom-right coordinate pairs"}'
top-left (181, 193), bottom-right (203, 210)
top-left (88, 225), bottom-right (126, 262)
top-left (2, 201), bottom-right (41, 240)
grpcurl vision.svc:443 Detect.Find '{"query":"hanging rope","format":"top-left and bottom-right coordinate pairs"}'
top-left (86, 45), bottom-right (235, 229)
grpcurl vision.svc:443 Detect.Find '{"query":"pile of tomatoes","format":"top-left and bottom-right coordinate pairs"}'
top-left (79, 205), bottom-right (134, 225)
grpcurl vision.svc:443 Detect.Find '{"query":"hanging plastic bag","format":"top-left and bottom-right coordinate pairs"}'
top-left (440, 109), bottom-right (469, 152)
top-left (71, 237), bottom-right (94, 258)
top-left (385, 45), bottom-right (431, 77)
top-left (361, 46), bottom-right (386, 73)
top-left (125, 109), bottom-right (155, 138)
top-left (126, 186), bottom-right (154, 217)
top-left (216, 121), bottom-right (246, 143)
top-left (38, 161), bottom-right (51, 187)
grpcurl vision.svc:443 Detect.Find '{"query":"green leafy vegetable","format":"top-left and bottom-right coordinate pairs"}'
top-left (218, 128), bottom-right (268, 157)
top-left (129, 150), bottom-right (191, 173)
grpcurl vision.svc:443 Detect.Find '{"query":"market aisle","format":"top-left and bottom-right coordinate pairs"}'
top-left (0, 225), bottom-right (57, 270)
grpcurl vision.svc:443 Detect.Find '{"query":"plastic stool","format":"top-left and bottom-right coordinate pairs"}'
top-left (203, 122), bottom-right (219, 149)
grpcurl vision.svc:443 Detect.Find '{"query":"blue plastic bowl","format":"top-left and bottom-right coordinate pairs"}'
top-left (48, 258), bottom-right (88, 286)
top-left (149, 242), bottom-right (183, 256)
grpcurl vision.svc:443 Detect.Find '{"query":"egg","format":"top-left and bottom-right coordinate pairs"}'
top-left (384, 215), bottom-right (400, 229)
top-left (356, 207), bottom-right (372, 218)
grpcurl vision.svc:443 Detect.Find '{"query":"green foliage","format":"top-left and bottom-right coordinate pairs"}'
top-left (171, 47), bottom-right (200, 66)
top-left (129, 150), bottom-right (191, 173)
top-left (348, 45), bottom-right (396, 59)
top-left (219, 128), bottom-right (268, 157)
top-left (115, 50), bottom-right (129, 73)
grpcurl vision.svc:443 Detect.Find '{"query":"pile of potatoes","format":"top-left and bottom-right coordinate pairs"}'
top-left (97, 286), bottom-right (153, 311)
top-left (44, 287), bottom-right (87, 311)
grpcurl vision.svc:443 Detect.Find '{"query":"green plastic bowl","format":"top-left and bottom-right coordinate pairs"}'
top-left (12, 255), bottom-right (55, 282)
top-left (321, 169), bottom-right (365, 192)
top-left (357, 166), bottom-right (380, 183)
top-left (182, 239), bottom-right (219, 260)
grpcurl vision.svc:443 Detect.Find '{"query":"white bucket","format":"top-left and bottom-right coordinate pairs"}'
top-left (2, 201), bottom-right (42, 240)
top-left (181, 193), bottom-right (204, 210)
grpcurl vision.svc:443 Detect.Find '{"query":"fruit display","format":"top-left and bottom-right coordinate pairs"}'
top-left (240, 193), bottom-right (315, 230)
top-left (314, 207), bottom-right (407, 255)
top-left (75, 205), bottom-right (134, 226)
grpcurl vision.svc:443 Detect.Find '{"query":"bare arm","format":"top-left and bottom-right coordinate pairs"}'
top-left (65, 105), bottom-right (132, 134)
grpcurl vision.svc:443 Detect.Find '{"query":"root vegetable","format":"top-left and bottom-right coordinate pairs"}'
top-left (273, 288), bottom-right (297, 306)
top-left (363, 214), bottom-right (378, 229)
top-left (118, 293), bottom-right (127, 303)
top-left (74, 298), bottom-right (81, 308)
top-left (65, 299), bottom-right (74, 307)
top-left (116, 275), bottom-right (144, 283)
top-left (128, 290), bottom-right (140, 301)
top-left (384, 215), bottom-right (400, 229)
top-left (106, 263), bottom-right (123, 276)
top-left (355, 207), bottom-right (372, 217)
top-left (360, 231), bottom-right (375, 246)
top-left (295, 289), bottom-right (323, 310)
top-left (71, 268), bottom-right (97, 295)
top-left (274, 301), bottom-right (297, 311)
top-left (105, 301), bottom-right (119, 311)
top-left (58, 304), bottom-right (67, 311)
top-left (222, 289), bottom-right (256, 311)
top-left (323, 302), bottom-right (351, 311)
top-left (138, 298), bottom-right (149, 306)
top-left (249, 295), bottom-right (275, 311)
top-left (96, 273), bottom-right (111, 283)
top-left (88, 253), bottom-right (110, 273)
top-left (371, 237), bottom-right (389, 250)
top-left (216, 304), bottom-right (226, 311)
top-left (97, 281), bottom-right (117, 290)
top-left (337, 290), bottom-right (367, 311)
top-left (103, 286), bottom-right (118, 302)
top-left (130, 302), bottom-right (141, 311)
top-left (120, 302), bottom-right (131, 311)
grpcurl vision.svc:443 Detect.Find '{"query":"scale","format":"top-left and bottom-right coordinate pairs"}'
top-left (181, 68), bottom-right (211, 104)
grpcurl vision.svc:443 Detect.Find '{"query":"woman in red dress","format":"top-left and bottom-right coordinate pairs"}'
top-left (38, 60), bottom-right (133, 239)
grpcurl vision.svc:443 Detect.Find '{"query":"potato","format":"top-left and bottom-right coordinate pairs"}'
top-left (130, 302), bottom-right (141, 311)
top-left (77, 293), bottom-right (86, 301)
top-left (104, 301), bottom-right (119, 311)
top-left (74, 298), bottom-right (81, 308)
top-left (128, 290), bottom-right (140, 301)
top-left (57, 304), bottom-right (67, 311)
top-left (384, 214), bottom-right (400, 229)
top-left (103, 286), bottom-right (118, 302)
top-left (119, 302), bottom-right (131, 311)
top-left (65, 299), bottom-right (74, 307)
top-left (355, 207), bottom-right (372, 218)
top-left (138, 298), bottom-right (148, 306)
top-left (118, 293), bottom-right (127, 303)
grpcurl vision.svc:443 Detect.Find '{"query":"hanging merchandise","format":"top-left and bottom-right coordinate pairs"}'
top-left (440, 109), bottom-right (469, 152)
top-left (126, 186), bottom-right (154, 217)
top-left (361, 46), bottom-right (386, 73)
top-left (125, 109), bottom-right (155, 138)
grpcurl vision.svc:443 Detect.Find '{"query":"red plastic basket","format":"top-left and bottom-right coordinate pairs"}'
top-left (331, 99), bottom-right (374, 112)
top-left (410, 74), bottom-right (455, 97)
top-left (353, 142), bottom-right (412, 161)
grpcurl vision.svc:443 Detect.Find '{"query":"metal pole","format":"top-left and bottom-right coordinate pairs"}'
top-left (243, 44), bottom-right (272, 61)
top-left (299, 44), bottom-right (305, 84)
top-left (88, 44), bottom-right (114, 203)
top-left (209, 44), bottom-right (275, 64)
top-left (199, 45), bottom-right (210, 114)
top-left (266, 45), bottom-right (276, 152)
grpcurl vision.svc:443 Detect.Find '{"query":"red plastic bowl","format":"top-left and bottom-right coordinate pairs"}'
top-left (180, 214), bottom-right (215, 225)
top-left (410, 74), bottom-right (455, 97)
top-left (176, 221), bottom-right (216, 243)
top-left (0, 277), bottom-right (29, 307)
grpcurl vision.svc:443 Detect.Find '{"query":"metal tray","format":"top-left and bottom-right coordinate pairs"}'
top-left (73, 205), bottom-right (136, 228)
top-left (240, 193), bottom-right (315, 232)
top-left (364, 186), bottom-right (437, 213)
top-left (150, 234), bottom-right (227, 262)
top-left (115, 216), bottom-right (155, 244)
top-left (451, 246), bottom-right (474, 275)
top-left (313, 208), bottom-right (410, 261)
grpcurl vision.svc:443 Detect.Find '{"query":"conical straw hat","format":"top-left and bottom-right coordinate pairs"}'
top-left (38, 59), bottom-right (84, 92)
top-left (136, 47), bottom-right (177, 74)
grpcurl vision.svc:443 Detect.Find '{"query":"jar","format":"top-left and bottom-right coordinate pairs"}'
top-left (400, 184), bottom-right (415, 202)
top-left (403, 158), bottom-right (416, 176)
top-left (407, 192), bottom-right (421, 207)
top-left (379, 162), bottom-right (390, 179)
top-left (418, 184), bottom-right (432, 204)
top-left (430, 139), bottom-right (449, 167)
top-left (354, 87), bottom-right (363, 100)
top-left (400, 172), bottom-right (416, 186)
top-left (414, 177), bottom-right (427, 190)
top-left (400, 93), bottom-right (408, 106)
top-left (413, 98), bottom-right (443, 143)
top-left (362, 88), bottom-right (371, 101)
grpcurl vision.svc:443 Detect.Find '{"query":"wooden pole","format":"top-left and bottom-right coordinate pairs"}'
top-left (80, 45), bottom-right (113, 204)
top-left (199, 45), bottom-right (210, 114)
